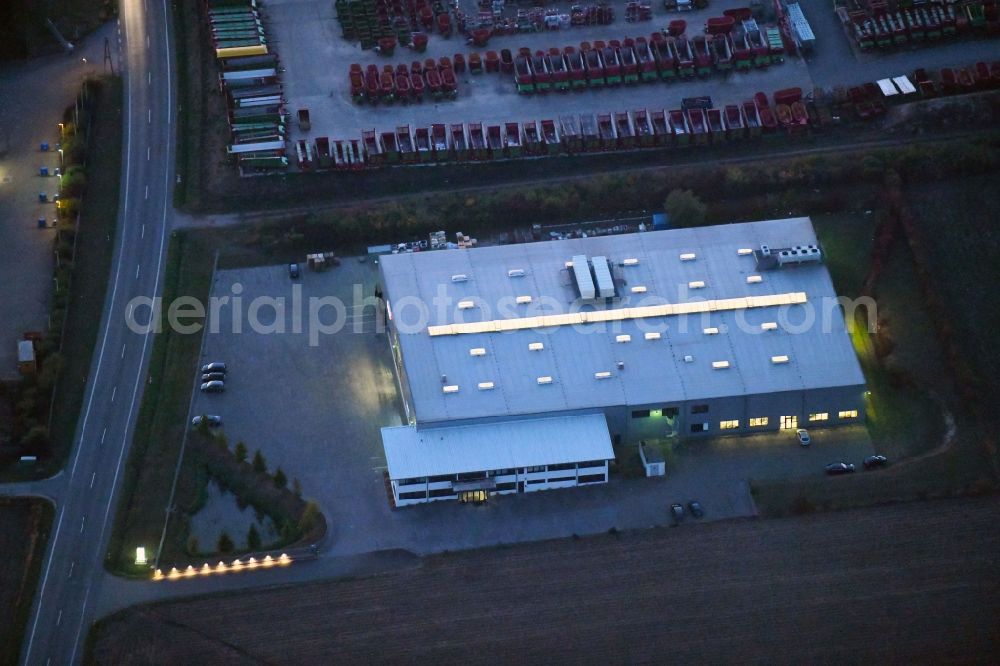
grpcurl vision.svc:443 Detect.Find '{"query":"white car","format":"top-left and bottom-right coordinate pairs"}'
top-left (796, 428), bottom-right (811, 446)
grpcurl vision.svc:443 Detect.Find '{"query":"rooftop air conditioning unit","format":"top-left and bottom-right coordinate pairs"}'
top-left (507, 269), bottom-right (525, 277)
top-left (451, 274), bottom-right (468, 282)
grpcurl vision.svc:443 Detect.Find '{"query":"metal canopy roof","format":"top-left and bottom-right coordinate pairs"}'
top-left (382, 413), bottom-right (614, 480)
top-left (381, 218), bottom-right (866, 424)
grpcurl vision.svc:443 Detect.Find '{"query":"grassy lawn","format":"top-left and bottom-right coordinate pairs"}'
top-left (0, 497), bottom-right (54, 666)
top-left (752, 177), bottom-right (1000, 516)
top-left (105, 231), bottom-right (215, 574)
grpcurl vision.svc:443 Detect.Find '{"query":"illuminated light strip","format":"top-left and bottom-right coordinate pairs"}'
top-left (426, 292), bottom-right (808, 337)
top-left (154, 554), bottom-right (293, 581)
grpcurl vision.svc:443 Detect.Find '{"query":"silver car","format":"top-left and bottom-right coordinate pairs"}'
top-left (200, 380), bottom-right (225, 393)
top-left (191, 415), bottom-right (222, 427)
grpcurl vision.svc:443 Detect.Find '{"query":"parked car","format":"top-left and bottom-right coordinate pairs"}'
top-left (201, 362), bottom-right (227, 374)
top-left (863, 455), bottom-right (888, 469)
top-left (200, 380), bottom-right (225, 393)
top-left (191, 415), bottom-right (222, 428)
top-left (825, 462), bottom-right (856, 475)
top-left (796, 428), bottom-right (811, 446)
top-left (670, 503), bottom-right (685, 525)
top-left (687, 501), bottom-right (704, 518)
top-left (201, 372), bottom-right (226, 383)
top-left (289, 262), bottom-right (300, 279)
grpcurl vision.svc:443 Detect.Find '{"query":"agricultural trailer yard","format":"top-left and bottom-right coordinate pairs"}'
top-left (218, 0), bottom-right (1000, 172)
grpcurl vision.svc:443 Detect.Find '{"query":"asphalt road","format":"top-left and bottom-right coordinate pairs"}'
top-left (19, 0), bottom-right (175, 663)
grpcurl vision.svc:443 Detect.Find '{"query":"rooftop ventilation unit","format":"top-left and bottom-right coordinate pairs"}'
top-left (469, 348), bottom-right (486, 357)
top-left (771, 355), bottom-right (790, 364)
top-left (451, 274), bottom-right (468, 282)
top-left (737, 248), bottom-right (753, 256)
top-left (571, 254), bottom-right (596, 300)
top-left (688, 281), bottom-right (705, 289)
top-left (623, 258), bottom-right (639, 266)
top-left (478, 382), bottom-right (495, 390)
top-left (591, 256), bottom-right (616, 298)
top-left (680, 253), bottom-right (697, 261)
top-left (457, 300), bottom-right (475, 309)
top-left (712, 360), bottom-right (731, 369)
top-left (528, 342), bottom-right (544, 351)
top-left (761, 322), bottom-right (778, 331)
top-left (537, 376), bottom-right (553, 385)
top-left (645, 332), bottom-right (661, 340)
top-left (507, 269), bottom-right (525, 277)
top-left (616, 335), bottom-right (631, 343)
top-left (760, 244), bottom-right (771, 257)
top-left (631, 286), bottom-right (647, 294)
top-left (746, 275), bottom-right (763, 284)
top-left (594, 371), bottom-right (612, 379)
top-left (703, 327), bottom-right (719, 335)
top-left (776, 245), bottom-right (822, 266)
top-left (515, 295), bottom-right (532, 304)
top-left (684, 355), bottom-right (694, 363)
top-left (442, 385), bottom-right (459, 394)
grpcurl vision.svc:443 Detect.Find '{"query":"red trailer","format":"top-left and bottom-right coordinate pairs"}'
top-left (450, 123), bottom-right (469, 160)
top-left (667, 19), bottom-right (686, 37)
top-left (523, 121), bottom-right (543, 155)
top-left (410, 71), bottom-right (425, 100)
top-left (379, 69), bottom-right (395, 101)
top-left (365, 66), bottom-right (380, 101)
top-left (668, 109), bottom-right (688, 145)
top-left (500, 49), bottom-right (514, 74)
top-left (531, 51), bottom-right (552, 92)
top-left (515, 55), bottom-right (534, 93)
top-left (431, 124), bottom-right (448, 159)
top-left (634, 38), bottom-right (658, 82)
top-left (705, 16), bottom-right (736, 34)
top-left (414, 126), bottom-right (432, 161)
top-left (673, 38), bottom-right (695, 78)
top-left (602, 46), bottom-right (622, 84)
top-left (724, 104), bottom-right (744, 139)
top-left (758, 106), bottom-right (778, 132)
top-left (773, 87), bottom-right (802, 106)
top-left (487, 124), bottom-right (503, 159)
top-left (711, 35), bottom-right (732, 71)
top-left (597, 113), bottom-right (616, 148)
top-left (790, 102), bottom-right (809, 133)
top-left (615, 111), bottom-right (635, 147)
top-left (441, 68), bottom-right (458, 97)
top-left (541, 119), bottom-right (560, 153)
top-left (394, 73), bottom-right (410, 101)
top-left (549, 53), bottom-right (570, 91)
top-left (653, 38), bottom-right (676, 78)
top-left (504, 122), bottom-right (523, 157)
top-left (692, 35), bottom-right (713, 76)
top-left (566, 48), bottom-right (587, 88)
top-left (650, 109), bottom-right (669, 144)
top-left (585, 48), bottom-right (606, 86)
top-left (425, 68), bottom-right (442, 97)
top-left (619, 45), bottom-right (639, 84)
top-left (560, 115), bottom-right (583, 153)
top-left (468, 122), bottom-right (488, 160)
top-left (396, 125), bottom-right (415, 162)
top-left (633, 109), bottom-right (655, 146)
top-left (706, 108), bottom-right (724, 140)
top-left (485, 51), bottom-right (500, 73)
top-left (687, 108), bottom-right (708, 144)
top-left (742, 101), bottom-right (761, 137)
top-left (775, 104), bottom-right (793, 131)
top-left (362, 129), bottom-right (382, 164)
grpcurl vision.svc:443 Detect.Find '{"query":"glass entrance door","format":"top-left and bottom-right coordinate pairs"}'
top-left (780, 415), bottom-right (798, 429)
top-left (459, 490), bottom-right (488, 503)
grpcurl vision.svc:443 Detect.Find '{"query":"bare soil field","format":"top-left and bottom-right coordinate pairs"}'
top-left (0, 497), bottom-right (53, 666)
top-left (91, 496), bottom-right (1000, 664)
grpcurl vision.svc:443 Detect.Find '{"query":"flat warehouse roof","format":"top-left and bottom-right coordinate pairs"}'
top-left (381, 218), bottom-right (866, 424)
top-left (382, 414), bottom-right (614, 480)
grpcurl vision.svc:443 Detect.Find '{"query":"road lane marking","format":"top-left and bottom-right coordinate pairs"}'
top-left (68, 561), bottom-right (74, 578)
top-left (145, 185), bottom-right (149, 199)
top-left (80, 517), bottom-right (86, 533)
top-left (90, 472), bottom-right (96, 488)
top-left (147, 34), bottom-right (149, 48)
top-left (142, 224), bottom-right (145, 238)
top-left (27, 1), bottom-right (146, 661)
top-left (147, 146), bottom-right (150, 160)
top-left (127, 303), bottom-right (133, 319)
top-left (122, 343), bottom-right (126, 358)
top-left (111, 386), bottom-right (117, 403)
top-left (148, 109), bottom-right (151, 124)
top-left (148, 71), bottom-right (151, 84)
top-left (101, 427), bottom-right (107, 444)
top-left (136, 264), bottom-right (141, 278)
top-left (56, 610), bottom-right (62, 626)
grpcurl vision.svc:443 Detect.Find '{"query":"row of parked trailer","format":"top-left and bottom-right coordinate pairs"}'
top-left (210, 0), bottom-right (290, 171)
top-left (513, 26), bottom-right (782, 94)
top-left (293, 88), bottom-right (818, 171)
top-left (838, 0), bottom-right (999, 50)
top-left (349, 59), bottom-right (458, 103)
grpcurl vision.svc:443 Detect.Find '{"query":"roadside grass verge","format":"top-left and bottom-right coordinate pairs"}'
top-left (105, 231), bottom-right (214, 574)
top-left (47, 76), bottom-right (123, 469)
top-left (0, 497), bottom-right (54, 666)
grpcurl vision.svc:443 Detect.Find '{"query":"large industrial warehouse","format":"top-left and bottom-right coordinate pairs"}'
top-left (379, 217), bottom-right (866, 506)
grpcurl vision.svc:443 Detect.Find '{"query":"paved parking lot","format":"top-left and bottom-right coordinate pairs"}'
top-left (191, 258), bottom-right (875, 557)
